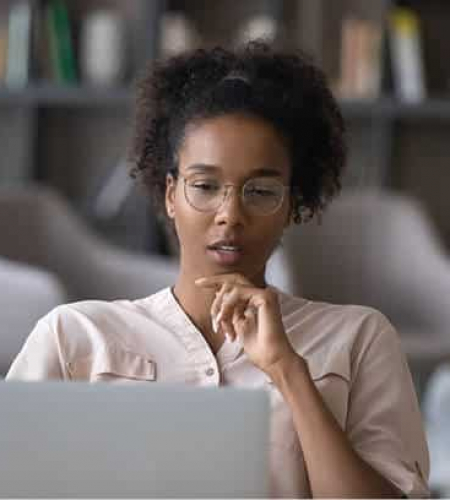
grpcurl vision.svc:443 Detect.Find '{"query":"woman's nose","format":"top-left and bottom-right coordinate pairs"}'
top-left (214, 186), bottom-right (247, 226)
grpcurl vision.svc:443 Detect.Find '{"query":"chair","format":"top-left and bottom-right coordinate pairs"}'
top-left (0, 257), bottom-right (67, 376)
top-left (267, 188), bottom-right (450, 399)
top-left (0, 184), bottom-right (179, 376)
top-left (422, 364), bottom-right (450, 496)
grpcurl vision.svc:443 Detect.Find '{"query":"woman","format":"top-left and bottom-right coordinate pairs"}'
top-left (7, 41), bottom-right (429, 498)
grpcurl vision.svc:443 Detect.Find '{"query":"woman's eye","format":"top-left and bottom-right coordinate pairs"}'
top-left (247, 188), bottom-right (276, 197)
top-left (192, 182), bottom-right (220, 192)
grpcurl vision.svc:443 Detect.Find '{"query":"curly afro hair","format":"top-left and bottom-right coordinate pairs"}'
top-left (129, 40), bottom-right (347, 224)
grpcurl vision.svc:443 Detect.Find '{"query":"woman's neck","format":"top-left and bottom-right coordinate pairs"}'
top-left (172, 268), bottom-right (267, 335)
top-left (172, 274), bottom-right (219, 348)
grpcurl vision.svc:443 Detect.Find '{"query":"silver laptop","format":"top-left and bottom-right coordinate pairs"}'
top-left (0, 381), bottom-right (269, 498)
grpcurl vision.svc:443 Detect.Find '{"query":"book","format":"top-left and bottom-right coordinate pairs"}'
top-left (46, 0), bottom-right (77, 84)
top-left (388, 6), bottom-right (426, 102)
top-left (0, 22), bottom-right (8, 82)
top-left (5, 1), bottom-right (32, 88)
top-left (355, 21), bottom-right (383, 99)
top-left (338, 17), bottom-right (383, 100)
top-left (32, 3), bottom-right (53, 83)
top-left (338, 17), bottom-right (360, 98)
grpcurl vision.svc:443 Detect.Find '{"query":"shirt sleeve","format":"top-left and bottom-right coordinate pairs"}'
top-left (5, 313), bottom-right (68, 381)
top-left (347, 311), bottom-right (430, 498)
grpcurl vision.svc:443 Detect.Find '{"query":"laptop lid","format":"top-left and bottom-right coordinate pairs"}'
top-left (0, 381), bottom-right (269, 498)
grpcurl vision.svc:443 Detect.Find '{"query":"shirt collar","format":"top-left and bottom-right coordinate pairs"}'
top-left (152, 285), bottom-right (292, 365)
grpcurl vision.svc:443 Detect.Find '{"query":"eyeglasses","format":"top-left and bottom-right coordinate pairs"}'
top-left (178, 175), bottom-right (290, 216)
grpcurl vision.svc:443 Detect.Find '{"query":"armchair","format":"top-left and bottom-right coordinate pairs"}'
top-left (267, 189), bottom-right (450, 399)
top-left (0, 184), bottom-right (179, 376)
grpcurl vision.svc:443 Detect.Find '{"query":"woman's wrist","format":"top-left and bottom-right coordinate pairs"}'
top-left (265, 349), bottom-right (309, 389)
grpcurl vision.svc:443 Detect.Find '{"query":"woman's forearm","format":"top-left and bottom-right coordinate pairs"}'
top-left (266, 353), bottom-right (402, 498)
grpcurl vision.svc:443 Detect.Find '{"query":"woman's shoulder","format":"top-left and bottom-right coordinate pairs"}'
top-left (6, 288), bottom-right (173, 381)
top-left (272, 286), bottom-right (400, 358)
top-left (46, 287), bottom-right (172, 322)
top-left (33, 287), bottom-right (173, 359)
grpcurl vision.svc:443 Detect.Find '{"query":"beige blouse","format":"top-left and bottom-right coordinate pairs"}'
top-left (6, 286), bottom-right (430, 498)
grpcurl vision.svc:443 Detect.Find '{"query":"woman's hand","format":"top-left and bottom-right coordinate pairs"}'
top-left (195, 273), bottom-right (296, 376)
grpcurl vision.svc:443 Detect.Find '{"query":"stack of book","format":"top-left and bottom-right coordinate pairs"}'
top-left (0, 0), bottom-right (77, 88)
top-left (335, 6), bottom-right (427, 103)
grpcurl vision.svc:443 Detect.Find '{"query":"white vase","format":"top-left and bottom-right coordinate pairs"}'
top-left (159, 11), bottom-right (201, 58)
top-left (80, 10), bottom-right (127, 87)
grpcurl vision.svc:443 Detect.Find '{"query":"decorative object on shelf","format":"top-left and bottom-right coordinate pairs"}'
top-left (80, 9), bottom-right (127, 87)
top-left (337, 17), bottom-right (383, 100)
top-left (388, 6), bottom-right (426, 103)
top-left (233, 14), bottom-right (279, 47)
top-left (159, 11), bottom-right (201, 59)
top-left (5, 0), bottom-right (32, 88)
top-left (90, 156), bottom-right (134, 220)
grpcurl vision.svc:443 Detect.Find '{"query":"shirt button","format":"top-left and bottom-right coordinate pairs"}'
top-left (205, 367), bottom-right (215, 377)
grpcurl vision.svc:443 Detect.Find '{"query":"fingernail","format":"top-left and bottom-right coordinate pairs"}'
top-left (212, 317), bottom-right (218, 334)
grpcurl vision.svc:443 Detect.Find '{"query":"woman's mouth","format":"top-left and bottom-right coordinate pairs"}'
top-left (206, 244), bottom-right (243, 266)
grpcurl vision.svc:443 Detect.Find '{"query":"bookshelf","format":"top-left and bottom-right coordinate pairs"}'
top-left (0, 0), bottom-right (164, 252)
top-left (1, 0), bottom-right (450, 254)
top-left (281, 0), bottom-right (450, 248)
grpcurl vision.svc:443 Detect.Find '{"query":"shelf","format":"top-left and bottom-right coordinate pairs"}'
top-left (394, 97), bottom-right (450, 121)
top-left (339, 97), bottom-right (396, 119)
top-left (339, 96), bottom-right (450, 121)
top-left (1, 85), bottom-right (450, 119)
top-left (0, 84), bottom-right (134, 107)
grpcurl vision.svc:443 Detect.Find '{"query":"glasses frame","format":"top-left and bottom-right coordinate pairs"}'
top-left (177, 174), bottom-right (291, 216)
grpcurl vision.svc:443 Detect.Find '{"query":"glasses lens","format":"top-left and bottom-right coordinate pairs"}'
top-left (243, 177), bottom-right (285, 215)
top-left (184, 176), bottom-right (286, 215)
top-left (184, 177), bottom-right (223, 211)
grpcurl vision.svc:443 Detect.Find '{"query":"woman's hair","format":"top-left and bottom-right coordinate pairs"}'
top-left (129, 40), bottom-right (346, 224)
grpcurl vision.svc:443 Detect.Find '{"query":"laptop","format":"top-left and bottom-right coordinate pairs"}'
top-left (0, 381), bottom-right (269, 498)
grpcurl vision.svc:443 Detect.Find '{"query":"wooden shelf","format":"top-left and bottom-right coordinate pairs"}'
top-left (394, 97), bottom-right (450, 121)
top-left (1, 87), bottom-right (450, 119)
top-left (339, 96), bottom-right (450, 121)
top-left (0, 84), bottom-right (134, 107)
top-left (339, 97), bottom-right (395, 119)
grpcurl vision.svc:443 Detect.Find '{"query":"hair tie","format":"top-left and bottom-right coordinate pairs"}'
top-left (220, 71), bottom-right (251, 85)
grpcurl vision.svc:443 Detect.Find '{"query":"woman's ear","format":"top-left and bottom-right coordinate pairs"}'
top-left (284, 209), bottom-right (292, 228)
top-left (284, 196), bottom-right (294, 228)
top-left (165, 174), bottom-right (176, 219)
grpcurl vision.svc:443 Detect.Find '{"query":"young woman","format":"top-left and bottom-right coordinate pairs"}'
top-left (7, 42), bottom-right (429, 498)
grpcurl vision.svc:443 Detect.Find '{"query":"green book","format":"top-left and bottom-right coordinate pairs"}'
top-left (46, 0), bottom-right (77, 84)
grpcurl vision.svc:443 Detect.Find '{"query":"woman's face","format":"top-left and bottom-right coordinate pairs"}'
top-left (165, 113), bottom-right (292, 286)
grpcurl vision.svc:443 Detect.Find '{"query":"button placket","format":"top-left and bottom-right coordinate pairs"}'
top-left (200, 357), bottom-right (221, 386)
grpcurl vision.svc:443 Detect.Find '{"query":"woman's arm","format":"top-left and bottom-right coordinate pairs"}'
top-left (6, 316), bottom-right (68, 380)
top-left (267, 353), bottom-right (402, 498)
top-left (195, 275), bottom-right (427, 498)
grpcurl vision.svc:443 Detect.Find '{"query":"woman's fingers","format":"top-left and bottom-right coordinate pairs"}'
top-left (215, 287), bottom-right (238, 341)
top-left (196, 275), bottom-right (259, 342)
top-left (216, 287), bottom-right (253, 342)
top-left (231, 301), bottom-right (253, 338)
top-left (210, 286), bottom-right (234, 339)
top-left (211, 283), bottom-right (230, 333)
top-left (224, 291), bottom-right (249, 342)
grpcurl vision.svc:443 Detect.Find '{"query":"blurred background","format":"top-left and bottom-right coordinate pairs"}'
top-left (0, 0), bottom-right (450, 496)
